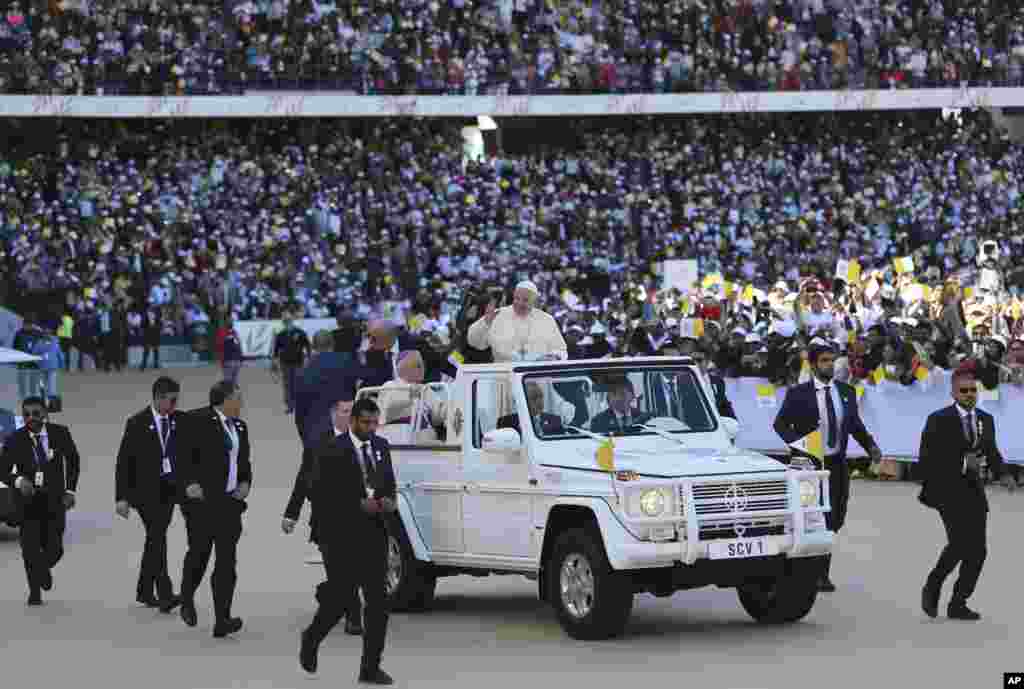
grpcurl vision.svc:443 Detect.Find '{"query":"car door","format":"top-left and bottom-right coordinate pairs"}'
top-left (462, 374), bottom-right (535, 560)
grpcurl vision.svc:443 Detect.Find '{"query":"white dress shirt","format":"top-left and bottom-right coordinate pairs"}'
top-left (814, 379), bottom-right (845, 456)
top-left (152, 406), bottom-right (173, 475)
top-left (957, 404), bottom-right (980, 474)
top-left (349, 429), bottom-right (375, 488)
top-left (216, 409), bottom-right (240, 493)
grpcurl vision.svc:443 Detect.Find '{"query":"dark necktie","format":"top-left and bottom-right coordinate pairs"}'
top-left (966, 412), bottom-right (976, 447)
top-left (824, 386), bottom-right (838, 448)
top-left (224, 420), bottom-right (234, 450)
top-left (362, 442), bottom-right (377, 485)
top-left (160, 416), bottom-right (170, 451)
top-left (32, 435), bottom-right (47, 466)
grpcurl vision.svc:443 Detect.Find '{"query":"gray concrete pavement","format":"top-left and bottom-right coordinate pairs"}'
top-left (1, 364), bottom-right (1021, 689)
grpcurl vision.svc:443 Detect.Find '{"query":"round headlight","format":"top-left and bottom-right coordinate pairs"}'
top-left (639, 489), bottom-right (666, 517)
top-left (799, 480), bottom-right (818, 508)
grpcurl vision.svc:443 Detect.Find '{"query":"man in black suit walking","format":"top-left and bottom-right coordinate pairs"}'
top-left (1, 396), bottom-right (81, 605)
top-left (177, 381), bottom-right (252, 638)
top-left (918, 364), bottom-right (1015, 621)
top-left (773, 340), bottom-right (882, 592)
top-left (284, 389), bottom-right (365, 635)
top-left (497, 382), bottom-right (565, 437)
top-left (299, 397), bottom-right (396, 685)
top-left (114, 376), bottom-right (184, 612)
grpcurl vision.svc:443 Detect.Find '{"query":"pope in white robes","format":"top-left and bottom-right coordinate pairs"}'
top-left (467, 281), bottom-right (568, 362)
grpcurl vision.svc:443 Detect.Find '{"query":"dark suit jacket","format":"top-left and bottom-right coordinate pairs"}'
top-left (1, 423), bottom-right (81, 509)
top-left (177, 407), bottom-right (252, 503)
top-left (773, 380), bottom-right (876, 459)
top-left (308, 431), bottom-right (397, 547)
top-left (590, 409), bottom-right (652, 435)
top-left (498, 412), bottom-right (565, 437)
top-left (294, 352), bottom-right (360, 447)
top-left (115, 407), bottom-right (184, 507)
top-left (918, 405), bottom-right (1005, 513)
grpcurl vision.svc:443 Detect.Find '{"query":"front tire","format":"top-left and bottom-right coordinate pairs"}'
top-left (384, 516), bottom-right (437, 612)
top-left (737, 573), bottom-right (818, 624)
top-left (548, 527), bottom-right (633, 640)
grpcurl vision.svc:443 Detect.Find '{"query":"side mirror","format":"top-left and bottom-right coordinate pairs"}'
top-left (720, 417), bottom-right (740, 442)
top-left (482, 428), bottom-right (522, 454)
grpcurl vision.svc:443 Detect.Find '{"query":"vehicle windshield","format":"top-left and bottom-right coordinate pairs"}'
top-left (520, 366), bottom-right (717, 440)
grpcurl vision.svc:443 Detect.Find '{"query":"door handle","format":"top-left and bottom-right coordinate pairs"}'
top-left (529, 479), bottom-right (538, 486)
top-left (464, 482), bottom-right (479, 494)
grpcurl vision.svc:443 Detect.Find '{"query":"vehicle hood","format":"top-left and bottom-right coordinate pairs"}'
top-left (548, 441), bottom-right (785, 477)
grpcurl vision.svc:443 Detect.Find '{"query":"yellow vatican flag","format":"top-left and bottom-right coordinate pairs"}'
top-left (595, 437), bottom-right (616, 472)
top-left (870, 366), bottom-right (885, 385)
top-left (702, 273), bottom-right (723, 289)
top-left (893, 256), bottom-right (915, 274)
top-left (740, 284), bottom-right (755, 304)
top-left (914, 366), bottom-right (930, 383)
top-left (789, 430), bottom-right (824, 461)
top-left (680, 318), bottom-right (704, 339)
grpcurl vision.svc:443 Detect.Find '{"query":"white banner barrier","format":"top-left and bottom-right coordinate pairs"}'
top-left (2, 87), bottom-right (1018, 118)
top-left (729, 373), bottom-right (1024, 463)
top-left (236, 318), bottom-right (336, 358)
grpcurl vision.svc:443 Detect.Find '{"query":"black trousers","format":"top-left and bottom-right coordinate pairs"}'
top-left (927, 504), bottom-right (988, 604)
top-left (306, 528), bottom-right (389, 673)
top-left (135, 483), bottom-right (177, 600)
top-left (20, 499), bottom-right (67, 590)
top-left (822, 455), bottom-right (851, 534)
top-left (318, 543), bottom-right (362, 622)
top-left (180, 497), bottom-right (244, 620)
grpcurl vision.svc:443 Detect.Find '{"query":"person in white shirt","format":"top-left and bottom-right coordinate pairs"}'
top-left (377, 351), bottom-right (447, 443)
top-left (467, 281), bottom-right (568, 362)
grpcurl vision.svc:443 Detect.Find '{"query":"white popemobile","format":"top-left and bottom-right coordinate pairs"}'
top-left (354, 356), bottom-right (833, 640)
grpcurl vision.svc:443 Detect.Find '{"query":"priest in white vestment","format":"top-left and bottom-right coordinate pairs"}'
top-left (377, 351), bottom-right (447, 443)
top-left (467, 281), bottom-right (568, 362)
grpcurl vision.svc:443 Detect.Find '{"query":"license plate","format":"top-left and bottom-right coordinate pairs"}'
top-left (708, 537), bottom-right (779, 560)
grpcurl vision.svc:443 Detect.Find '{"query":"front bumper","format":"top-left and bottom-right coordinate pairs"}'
top-left (612, 530), bottom-right (833, 571)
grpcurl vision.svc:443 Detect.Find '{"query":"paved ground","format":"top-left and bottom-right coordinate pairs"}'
top-left (1, 364), bottom-right (1022, 689)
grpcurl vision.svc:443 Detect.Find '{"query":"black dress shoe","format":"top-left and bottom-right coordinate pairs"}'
top-left (947, 604), bottom-right (981, 621)
top-left (358, 668), bottom-right (394, 685)
top-left (158, 595), bottom-right (181, 614)
top-left (921, 585), bottom-right (940, 619)
top-left (180, 600), bottom-right (198, 627)
top-left (345, 619), bottom-right (364, 636)
top-left (299, 629), bottom-right (319, 674)
top-left (818, 578), bottom-right (836, 593)
top-left (137, 594), bottom-right (160, 608)
top-left (27, 590), bottom-right (42, 606)
top-left (41, 570), bottom-right (53, 591)
top-left (213, 617), bottom-right (243, 638)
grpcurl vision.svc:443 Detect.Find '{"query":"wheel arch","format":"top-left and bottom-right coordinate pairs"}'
top-left (536, 499), bottom-right (612, 602)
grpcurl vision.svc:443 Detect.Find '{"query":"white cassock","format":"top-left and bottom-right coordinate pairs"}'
top-left (467, 306), bottom-right (568, 362)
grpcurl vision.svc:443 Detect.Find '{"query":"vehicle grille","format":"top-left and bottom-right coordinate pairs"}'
top-left (683, 480), bottom-right (789, 516)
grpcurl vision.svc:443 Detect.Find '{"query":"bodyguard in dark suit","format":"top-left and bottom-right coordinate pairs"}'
top-left (658, 342), bottom-right (737, 421)
top-left (1, 396), bottom-right (81, 605)
top-left (284, 390), bottom-right (364, 635)
top-left (114, 376), bottom-right (184, 612)
top-left (773, 340), bottom-right (882, 592)
top-left (177, 381), bottom-right (252, 638)
top-left (919, 365), bottom-right (1015, 621)
top-left (300, 397), bottom-right (397, 685)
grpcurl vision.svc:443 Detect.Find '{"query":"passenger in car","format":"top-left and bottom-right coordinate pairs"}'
top-left (377, 351), bottom-right (446, 444)
top-left (497, 382), bottom-right (565, 437)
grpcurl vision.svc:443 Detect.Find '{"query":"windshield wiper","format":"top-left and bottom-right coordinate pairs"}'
top-left (641, 423), bottom-right (689, 447)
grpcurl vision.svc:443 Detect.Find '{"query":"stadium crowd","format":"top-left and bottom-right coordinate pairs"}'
top-left (1, 0), bottom-right (1024, 95)
top-left (3, 108), bottom-right (1024, 391)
